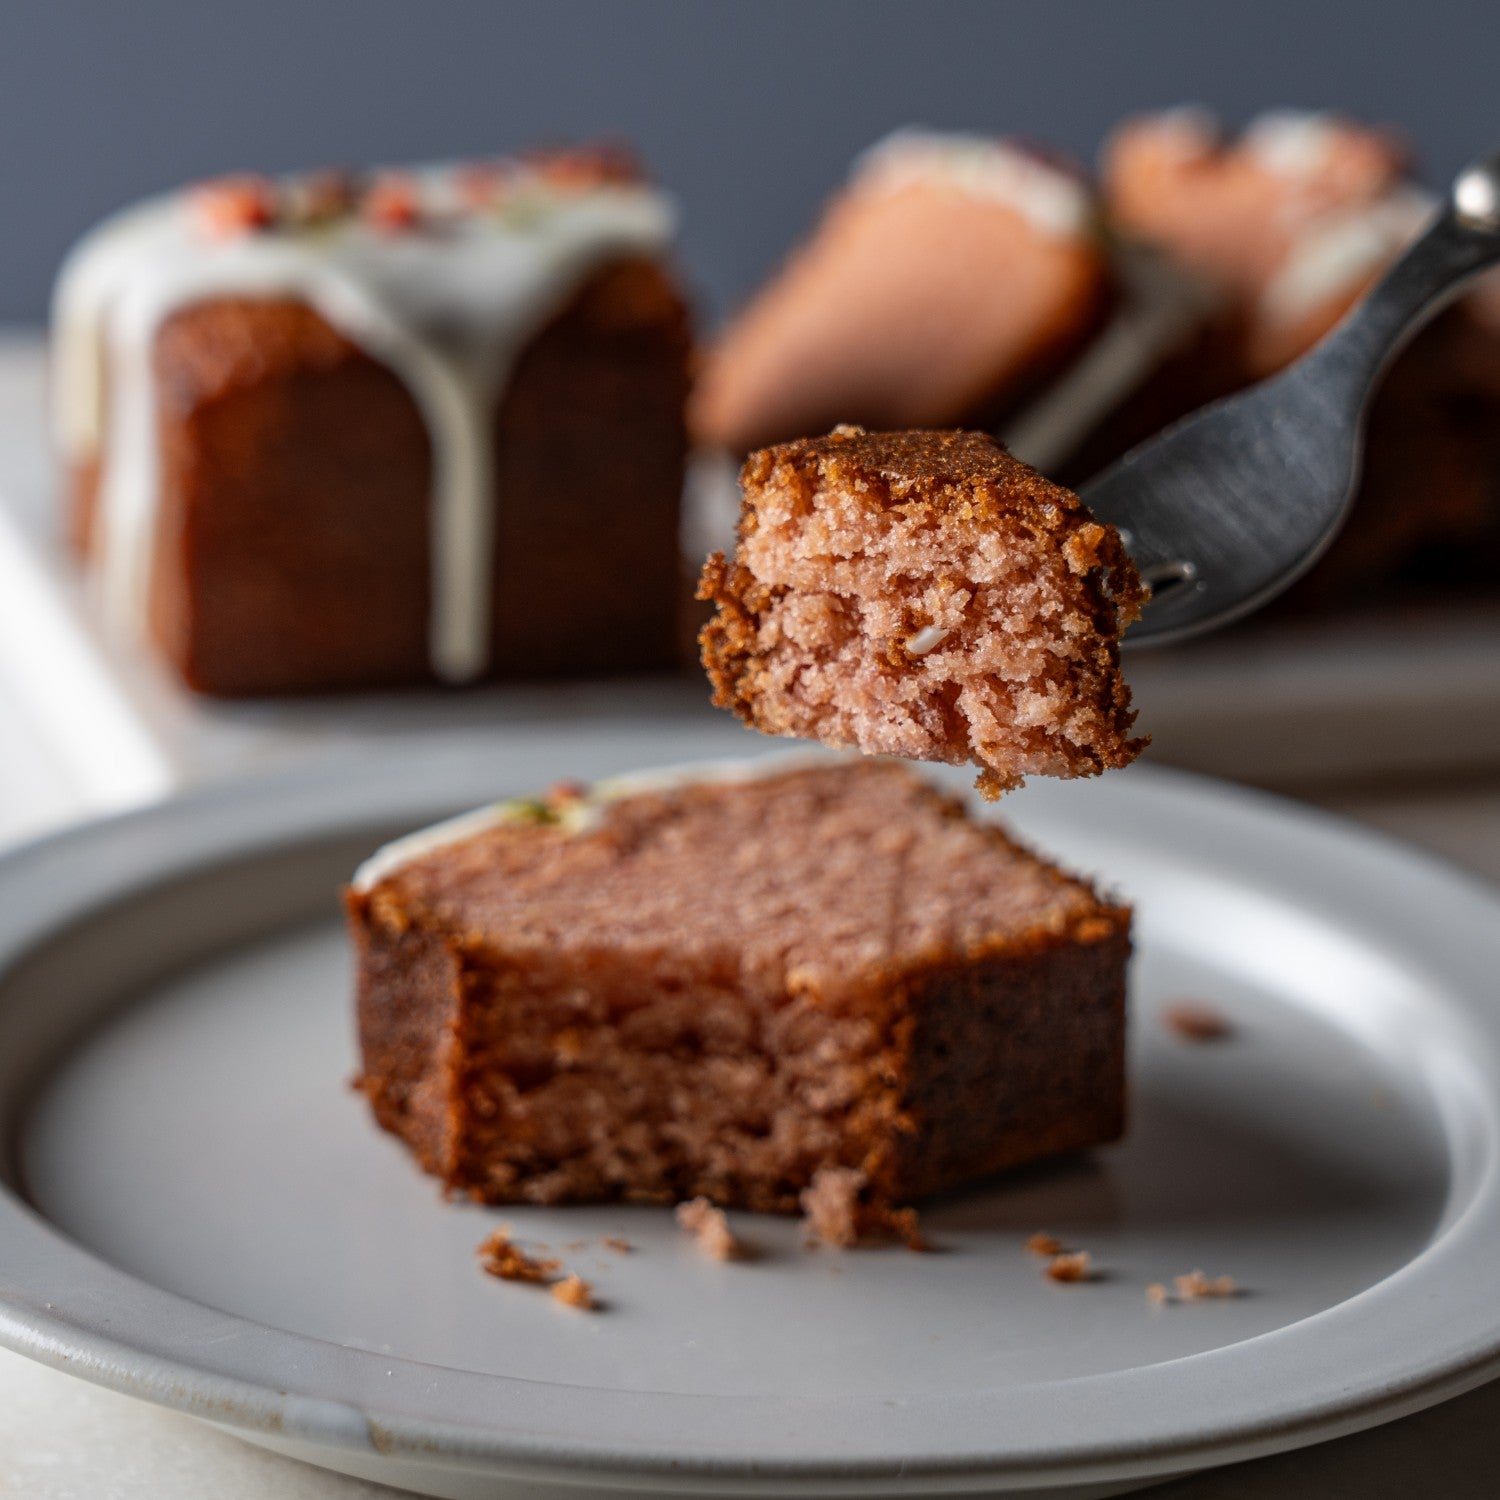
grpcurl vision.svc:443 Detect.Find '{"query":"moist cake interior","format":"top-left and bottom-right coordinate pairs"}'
top-left (700, 428), bottom-right (1146, 796)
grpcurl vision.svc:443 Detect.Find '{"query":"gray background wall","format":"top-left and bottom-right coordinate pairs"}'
top-left (3, 0), bottom-right (1495, 327)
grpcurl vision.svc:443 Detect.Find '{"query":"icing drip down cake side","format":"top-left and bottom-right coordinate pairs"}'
top-left (52, 149), bottom-right (693, 695)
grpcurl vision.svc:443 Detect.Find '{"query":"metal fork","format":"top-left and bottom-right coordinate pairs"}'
top-left (1081, 150), bottom-right (1500, 646)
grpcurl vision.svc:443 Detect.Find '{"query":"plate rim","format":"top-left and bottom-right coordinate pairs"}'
top-left (2, 734), bottom-right (1500, 1494)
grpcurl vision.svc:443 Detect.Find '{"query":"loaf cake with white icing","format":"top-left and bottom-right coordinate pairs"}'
top-left (53, 148), bottom-right (692, 695)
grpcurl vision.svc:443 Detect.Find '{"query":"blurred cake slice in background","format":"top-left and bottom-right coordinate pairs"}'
top-left (1102, 106), bottom-right (1432, 375)
top-left (52, 148), bottom-right (693, 696)
top-left (691, 130), bottom-right (1211, 473)
top-left (1104, 106), bottom-right (1411, 323)
top-left (1103, 107), bottom-right (1500, 607)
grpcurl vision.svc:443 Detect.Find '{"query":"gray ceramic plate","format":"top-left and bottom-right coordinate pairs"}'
top-left (1, 722), bottom-right (1499, 1500)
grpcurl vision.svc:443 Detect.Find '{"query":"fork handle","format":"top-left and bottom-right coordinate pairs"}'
top-left (1302, 150), bottom-right (1500, 400)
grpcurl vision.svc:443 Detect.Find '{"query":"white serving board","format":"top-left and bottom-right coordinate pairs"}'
top-left (1, 331), bottom-right (1498, 823)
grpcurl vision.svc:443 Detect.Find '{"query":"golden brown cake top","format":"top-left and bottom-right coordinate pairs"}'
top-left (353, 760), bottom-right (1126, 1001)
top-left (749, 424), bottom-right (1082, 515)
top-left (742, 426), bottom-right (1149, 606)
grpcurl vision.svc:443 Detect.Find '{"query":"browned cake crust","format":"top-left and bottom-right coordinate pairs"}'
top-left (347, 761), bottom-right (1130, 1211)
top-left (732, 425), bottom-right (1114, 506)
top-left (699, 428), bottom-right (1146, 798)
top-left (71, 258), bottom-right (691, 696)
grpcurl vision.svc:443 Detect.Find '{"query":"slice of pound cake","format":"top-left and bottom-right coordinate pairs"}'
top-left (698, 427), bottom-right (1147, 798)
top-left (690, 131), bottom-right (1113, 457)
top-left (347, 760), bottom-right (1130, 1211)
top-left (689, 129), bottom-right (1213, 479)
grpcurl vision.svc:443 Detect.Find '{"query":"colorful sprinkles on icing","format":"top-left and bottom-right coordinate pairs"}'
top-left (191, 174), bottom-right (278, 239)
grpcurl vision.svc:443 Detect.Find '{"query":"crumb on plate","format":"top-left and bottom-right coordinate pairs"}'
top-left (1026, 1231), bottom-right (1065, 1257)
top-left (799, 1166), bottom-right (925, 1250)
top-left (476, 1229), bottom-right (559, 1283)
top-left (550, 1274), bottom-right (596, 1310)
top-left (1174, 1269), bottom-right (1237, 1300)
top-left (675, 1197), bottom-right (744, 1261)
top-left (1045, 1250), bottom-right (1093, 1283)
top-left (1161, 1002), bottom-right (1232, 1041)
top-left (477, 1229), bottom-right (599, 1311)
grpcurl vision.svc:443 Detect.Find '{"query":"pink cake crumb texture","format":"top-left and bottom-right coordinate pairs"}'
top-left (699, 427), bottom-right (1146, 798)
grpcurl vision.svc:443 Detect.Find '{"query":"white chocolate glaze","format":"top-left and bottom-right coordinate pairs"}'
top-left (52, 165), bottom-right (676, 682)
top-left (854, 129), bottom-right (1092, 240)
top-left (1258, 188), bottom-right (1434, 327)
top-left (1242, 110), bottom-right (1343, 179)
top-left (351, 751), bottom-right (837, 891)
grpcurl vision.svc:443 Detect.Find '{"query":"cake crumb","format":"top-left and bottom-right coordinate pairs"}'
top-left (676, 1197), bottom-right (744, 1261)
top-left (476, 1230), bottom-right (558, 1283)
top-left (882, 1206), bottom-right (928, 1252)
top-left (799, 1167), bottom-right (926, 1250)
top-left (800, 1168), bottom-right (864, 1247)
top-left (1045, 1250), bottom-right (1094, 1283)
top-left (1146, 1281), bottom-right (1171, 1306)
top-left (1026, 1232), bottom-right (1065, 1257)
top-left (602, 1235), bottom-right (634, 1254)
top-left (477, 1229), bottom-right (598, 1310)
top-left (550, 1274), bottom-right (596, 1310)
top-left (1174, 1269), bottom-right (1237, 1300)
top-left (1162, 1002), bottom-right (1232, 1041)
